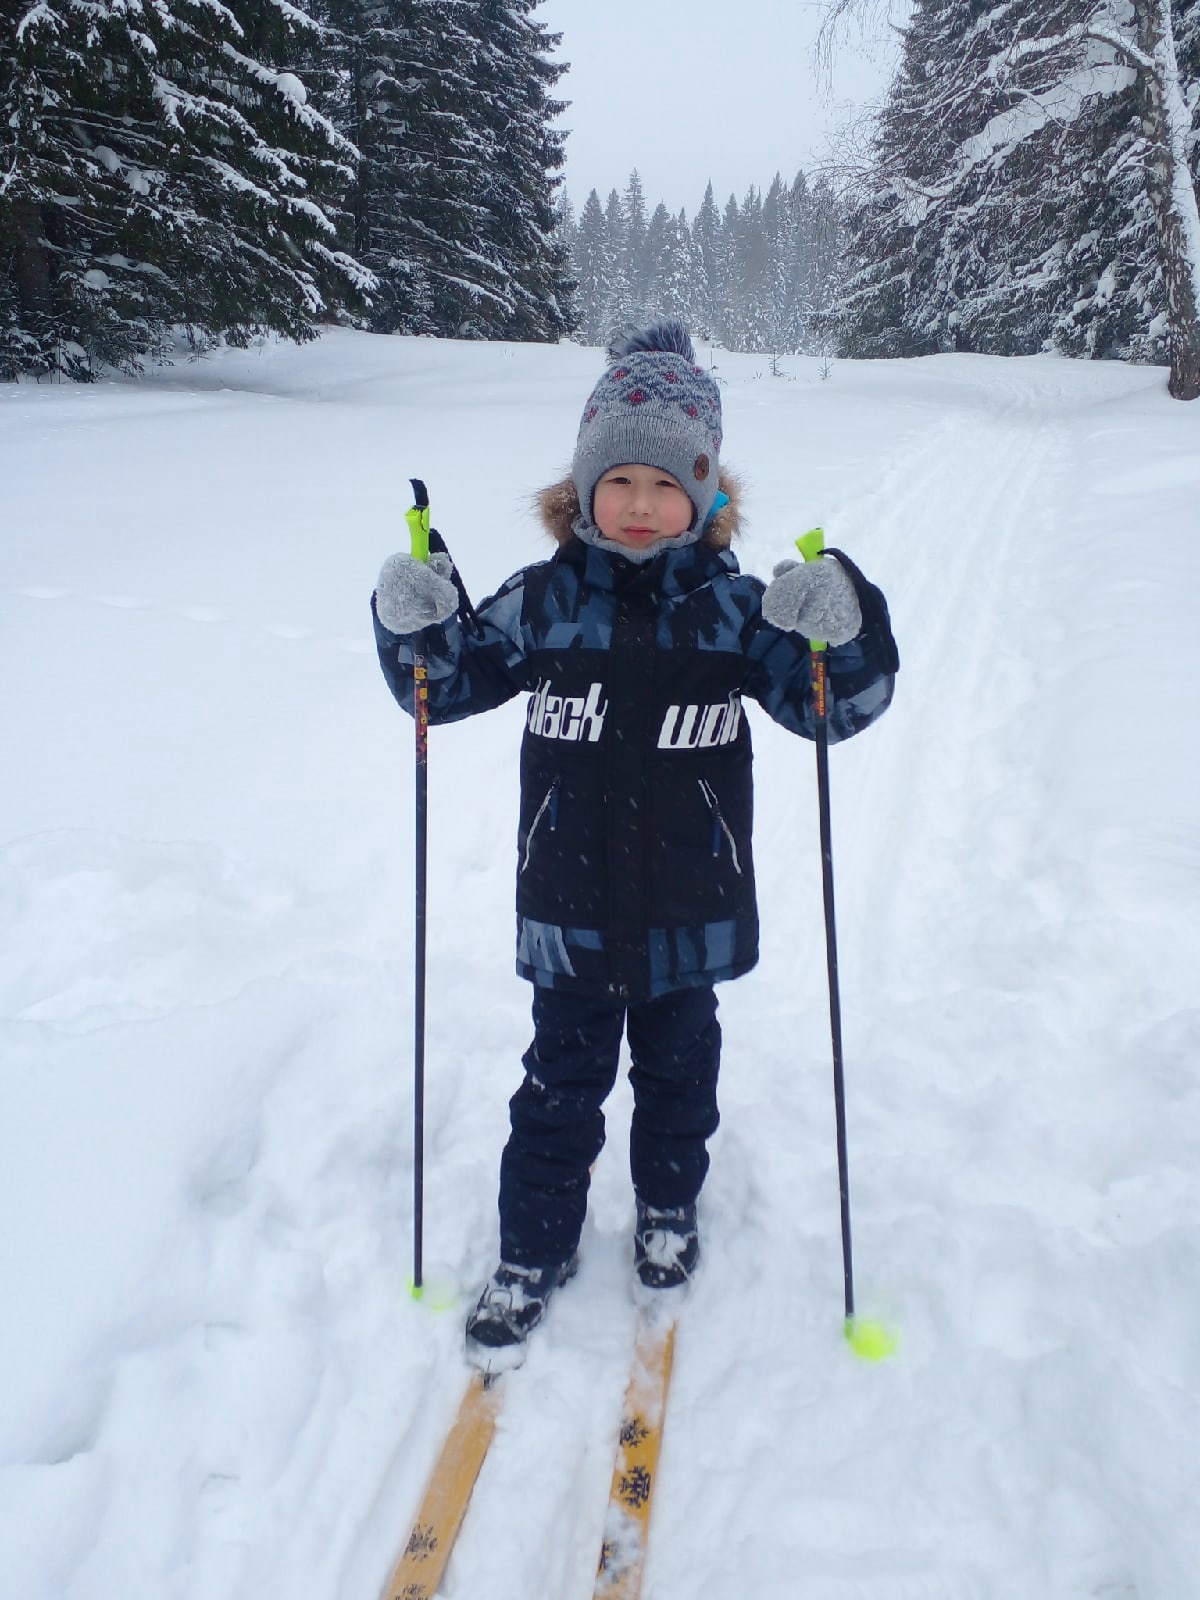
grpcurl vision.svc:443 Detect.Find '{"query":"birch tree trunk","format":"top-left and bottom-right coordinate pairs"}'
top-left (1134, 0), bottom-right (1200, 400)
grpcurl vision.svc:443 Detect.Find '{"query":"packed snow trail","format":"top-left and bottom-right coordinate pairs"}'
top-left (2, 335), bottom-right (1198, 1600)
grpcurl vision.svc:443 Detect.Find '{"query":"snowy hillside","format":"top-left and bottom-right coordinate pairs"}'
top-left (2, 332), bottom-right (1199, 1600)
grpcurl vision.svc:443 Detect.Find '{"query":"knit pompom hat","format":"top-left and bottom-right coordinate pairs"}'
top-left (571, 321), bottom-right (723, 549)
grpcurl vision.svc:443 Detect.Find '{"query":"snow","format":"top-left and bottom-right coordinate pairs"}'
top-left (2, 330), bottom-right (1199, 1600)
top-left (274, 71), bottom-right (308, 106)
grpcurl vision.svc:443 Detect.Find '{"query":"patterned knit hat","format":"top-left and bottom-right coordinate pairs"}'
top-left (571, 321), bottom-right (723, 541)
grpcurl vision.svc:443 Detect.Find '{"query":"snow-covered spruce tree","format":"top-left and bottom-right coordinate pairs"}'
top-left (982, 0), bottom-right (1200, 394)
top-left (553, 190), bottom-right (576, 259)
top-left (714, 174), bottom-right (842, 355)
top-left (735, 185), bottom-right (773, 352)
top-left (786, 170), bottom-right (817, 348)
top-left (720, 192), bottom-right (744, 349)
top-left (305, 0), bottom-right (492, 334)
top-left (0, 0), bottom-right (371, 379)
top-left (837, 0), bottom-right (1200, 397)
top-left (760, 173), bottom-right (795, 353)
top-left (621, 169), bottom-right (650, 326)
top-left (802, 174), bottom-right (849, 349)
top-left (672, 207), bottom-right (702, 326)
top-left (690, 182), bottom-right (725, 343)
top-left (570, 188), bottom-right (615, 344)
top-left (453, 0), bottom-right (571, 341)
top-left (603, 187), bottom-right (634, 334)
top-left (551, 190), bottom-right (579, 333)
top-left (641, 201), bottom-right (669, 318)
top-left (716, 181), bottom-right (801, 354)
top-left (1047, 58), bottom-right (1163, 362)
top-left (643, 203), bottom-right (694, 326)
top-left (836, 0), bottom-right (1041, 359)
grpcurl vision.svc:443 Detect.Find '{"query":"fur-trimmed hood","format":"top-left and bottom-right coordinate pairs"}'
top-left (535, 467), bottom-right (745, 552)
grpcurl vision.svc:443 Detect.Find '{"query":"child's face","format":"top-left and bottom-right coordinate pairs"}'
top-left (592, 465), bottom-right (695, 552)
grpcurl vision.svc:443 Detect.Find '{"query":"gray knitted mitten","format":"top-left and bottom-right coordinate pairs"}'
top-left (761, 557), bottom-right (862, 646)
top-left (375, 551), bottom-right (458, 634)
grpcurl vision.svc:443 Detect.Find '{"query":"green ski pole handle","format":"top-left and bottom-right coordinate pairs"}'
top-left (795, 526), bottom-right (827, 652)
top-left (407, 478), bottom-right (431, 564)
top-left (795, 525), bottom-right (825, 562)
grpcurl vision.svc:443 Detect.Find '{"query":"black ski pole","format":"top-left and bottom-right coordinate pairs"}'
top-left (406, 478), bottom-right (432, 1296)
top-left (796, 528), bottom-right (896, 1361)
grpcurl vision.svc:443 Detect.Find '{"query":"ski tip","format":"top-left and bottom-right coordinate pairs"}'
top-left (845, 1315), bottom-right (899, 1362)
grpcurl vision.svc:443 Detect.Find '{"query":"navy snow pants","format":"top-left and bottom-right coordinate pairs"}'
top-left (498, 984), bottom-right (721, 1269)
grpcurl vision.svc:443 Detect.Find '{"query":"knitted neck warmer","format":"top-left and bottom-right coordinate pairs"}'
top-left (570, 510), bottom-right (705, 564)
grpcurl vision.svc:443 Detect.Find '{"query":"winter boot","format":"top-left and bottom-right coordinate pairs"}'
top-left (634, 1199), bottom-right (699, 1291)
top-left (464, 1257), bottom-right (578, 1373)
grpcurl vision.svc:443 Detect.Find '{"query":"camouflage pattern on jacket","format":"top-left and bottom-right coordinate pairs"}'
top-left (374, 471), bottom-right (898, 1001)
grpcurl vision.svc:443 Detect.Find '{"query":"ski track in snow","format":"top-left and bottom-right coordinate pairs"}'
top-left (2, 335), bottom-right (1199, 1600)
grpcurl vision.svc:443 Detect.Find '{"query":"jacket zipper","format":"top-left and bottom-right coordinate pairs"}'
top-left (521, 780), bottom-right (559, 873)
top-left (698, 778), bottom-right (742, 875)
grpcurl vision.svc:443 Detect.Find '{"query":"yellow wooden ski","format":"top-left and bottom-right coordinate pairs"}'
top-left (592, 1313), bottom-right (678, 1599)
top-left (381, 1371), bottom-right (503, 1600)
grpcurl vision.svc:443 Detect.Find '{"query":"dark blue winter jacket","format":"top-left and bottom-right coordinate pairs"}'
top-left (374, 490), bottom-right (897, 1003)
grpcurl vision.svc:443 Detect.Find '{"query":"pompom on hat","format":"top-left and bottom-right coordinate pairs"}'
top-left (571, 320), bottom-right (723, 550)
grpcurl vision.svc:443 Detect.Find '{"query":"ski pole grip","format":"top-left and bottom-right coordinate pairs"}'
top-left (407, 478), bottom-right (431, 564)
top-left (795, 526), bottom-right (827, 652)
top-left (795, 526), bottom-right (825, 563)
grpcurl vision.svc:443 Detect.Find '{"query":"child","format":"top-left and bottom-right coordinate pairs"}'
top-left (373, 321), bottom-right (898, 1371)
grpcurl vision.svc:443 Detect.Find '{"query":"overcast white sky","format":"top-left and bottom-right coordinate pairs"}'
top-left (537, 0), bottom-right (905, 216)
